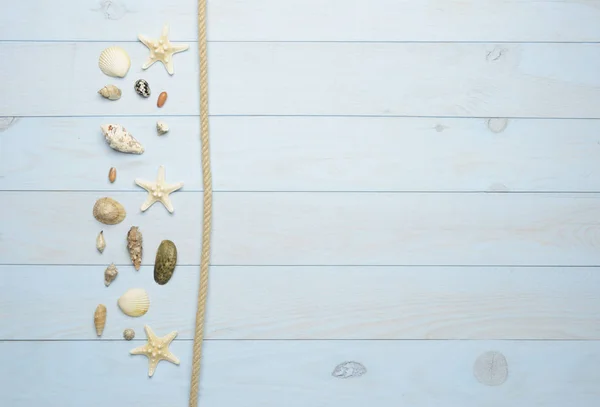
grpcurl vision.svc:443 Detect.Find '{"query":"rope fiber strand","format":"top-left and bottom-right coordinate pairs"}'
top-left (189, 0), bottom-right (213, 405)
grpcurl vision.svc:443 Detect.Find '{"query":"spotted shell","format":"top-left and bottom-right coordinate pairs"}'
top-left (94, 304), bottom-right (107, 337)
top-left (93, 197), bottom-right (126, 225)
top-left (117, 288), bottom-right (150, 317)
top-left (123, 328), bottom-right (135, 340)
top-left (154, 240), bottom-right (177, 285)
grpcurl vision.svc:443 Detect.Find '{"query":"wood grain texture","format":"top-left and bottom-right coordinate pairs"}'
top-left (3, 117), bottom-right (600, 192)
top-left (2, 192), bottom-right (600, 266)
top-left (1, 340), bottom-right (599, 406)
top-left (1, 265), bottom-right (599, 340)
top-left (3, 0), bottom-right (600, 42)
top-left (3, 42), bottom-right (600, 118)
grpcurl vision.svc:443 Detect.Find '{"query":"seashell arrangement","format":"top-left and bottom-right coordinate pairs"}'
top-left (118, 288), bottom-right (150, 317)
top-left (96, 231), bottom-right (106, 253)
top-left (93, 197), bottom-right (126, 225)
top-left (94, 304), bottom-right (107, 337)
top-left (154, 240), bottom-right (177, 285)
top-left (98, 84), bottom-right (122, 100)
top-left (123, 328), bottom-right (135, 340)
top-left (157, 91), bottom-right (167, 108)
top-left (134, 79), bottom-right (151, 98)
top-left (127, 226), bottom-right (143, 271)
top-left (156, 121), bottom-right (169, 135)
top-left (98, 46), bottom-right (131, 78)
top-left (100, 124), bottom-right (144, 154)
top-left (104, 263), bottom-right (118, 287)
top-left (108, 167), bottom-right (117, 183)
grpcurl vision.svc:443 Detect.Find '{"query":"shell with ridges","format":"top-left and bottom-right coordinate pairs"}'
top-left (123, 329), bottom-right (135, 340)
top-left (93, 197), bottom-right (126, 225)
top-left (127, 226), bottom-right (143, 271)
top-left (96, 231), bottom-right (106, 253)
top-left (98, 46), bottom-right (131, 78)
top-left (104, 263), bottom-right (118, 287)
top-left (100, 124), bottom-right (144, 155)
top-left (117, 288), bottom-right (150, 317)
top-left (94, 304), bottom-right (107, 337)
top-left (98, 85), bottom-right (122, 100)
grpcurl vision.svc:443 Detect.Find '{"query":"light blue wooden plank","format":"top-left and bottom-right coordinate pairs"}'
top-left (2, 0), bottom-right (600, 42)
top-left (3, 117), bottom-right (600, 192)
top-left (3, 191), bottom-right (600, 266)
top-left (2, 265), bottom-right (599, 340)
top-left (3, 42), bottom-right (600, 117)
top-left (1, 340), bottom-right (599, 406)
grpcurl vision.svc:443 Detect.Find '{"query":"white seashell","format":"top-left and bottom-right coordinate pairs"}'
top-left (98, 46), bottom-right (131, 78)
top-left (100, 124), bottom-right (144, 154)
top-left (98, 85), bottom-right (122, 100)
top-left (96, 231), bottom-right (106, 253)
top-left (117, 288), bottom-right (150, 317)
top-left (156, 121), bottom-right (169, 135)
top-left (104, 263), bottom-right (118, 287)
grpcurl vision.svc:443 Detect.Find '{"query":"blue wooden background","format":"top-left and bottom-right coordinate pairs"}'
top-left (1, 1), bottom-right (600, 405)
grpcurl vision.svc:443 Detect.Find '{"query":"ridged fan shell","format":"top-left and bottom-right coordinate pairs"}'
top-left (98, 46), bottom-right (131, 78)
top-left (93, 197), bottom-right (126, 225)
top-left (117, 288), bottom-right (150, 317)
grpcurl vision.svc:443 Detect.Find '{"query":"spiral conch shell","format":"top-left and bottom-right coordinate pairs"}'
top-left (118, 288), bottom-right (150, 317)
top-left (98, 46), bottom-right (131, 78)
top-left (104, 263), bottom-right (118, 287)
top-left (98, 84), bottom-right (122, 100)
top-left (101, 124), bottom-right (145, 155)
top-left (94, 304), bottom-right (107, 337)
top-left (93, 197), bottom-right (126, 225)
top-left (127, 226), bottom-right (143, 271)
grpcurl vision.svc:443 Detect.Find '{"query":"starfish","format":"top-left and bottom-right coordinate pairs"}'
top-left (135, 165), bottom-right (183, 213)
top-left (138, 24), bottom-right (189, 75)
top-left (130, 325), bottom-right (180, 377)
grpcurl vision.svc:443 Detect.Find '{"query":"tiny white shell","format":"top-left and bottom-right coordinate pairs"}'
top-left (117, 288), bottom-right (150, 317)
top-left (99, 46), bottom-right (131, 78)
top-left (156, 121), bottom-right (169, 135)
top-left (96, 231), bottom-right (106, 253)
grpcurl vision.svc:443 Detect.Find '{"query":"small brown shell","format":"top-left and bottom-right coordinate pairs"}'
top-left (108, 167), bottom-right (117, 183)
top-left (154, 240), bottom-right (177, 285)
top-left (157, 91), bottom-right (167, 108)
top-left (123, 328), bottom-right (135, 340)
top-left (93, 197), bottom-right (126, 225)
top-left (94, 304), bottom-right (107, 337)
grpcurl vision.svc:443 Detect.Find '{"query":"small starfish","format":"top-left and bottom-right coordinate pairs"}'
top-left (135, 165), bottom-right (183, 213)
top-left (130, 325), bottom-right (180, 377)
top-left (138, 24), bottom-right (189, 75)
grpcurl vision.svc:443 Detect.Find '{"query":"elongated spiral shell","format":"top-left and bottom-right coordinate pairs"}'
top-left (96, 231), bottom-right (106, 253)
top-left (94, 304), bottom-right (107, 337)
top-left (93, 197), bottom-right (126, 225)
top-left (98, 46), bottom-right (131, 78)
top-left (127, 226), bottom-right (143, 271)
top-left (117, 288), bottom-right (150, 317)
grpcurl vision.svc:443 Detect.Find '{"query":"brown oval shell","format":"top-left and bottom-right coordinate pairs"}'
top-left (157, 91), bottom-right (167, 108)
top-left (108, 167), bottom-right (117, 183)
top-left (93, 197), bottom-right (126, 225)
top-left (154, 240), bottom-right (177, 285)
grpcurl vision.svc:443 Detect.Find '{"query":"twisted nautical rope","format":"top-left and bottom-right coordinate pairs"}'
top-left (189, 0), bottom-right (212, 405)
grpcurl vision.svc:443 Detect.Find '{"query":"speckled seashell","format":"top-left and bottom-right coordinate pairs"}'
top-left (117, 288), bottom-right (150, 317)
top-left (127, 226), bottom-right (143, 271)
top-left (154, 240), bottom-right (177, 285)
top-left (94, 304), bottom-right (107, 337)
top-left (99, 46), bottom-right (131, 78)
top-left (98, 84), bottom-right (122, 100)
top-left (93, 197), bottom-right (126, 225)
top-left (104, 263), bottom-right (118, 287)
top-left (100, 124), bottom-right (144, 155)
top-left (134, 79), bottom-right (151, 98)
top-left (156, 120), bottom-right (169, 135)
top-left (96, 231), bottom-right (106, 253)
top-left (123, 328), bottom-right (135, 340)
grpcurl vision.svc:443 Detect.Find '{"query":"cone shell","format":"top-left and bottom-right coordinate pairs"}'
top-left (117, 288), bottom-right (150, 317)
top-left (98, 46), bottom-right (131, 78)
top-left (127, 226), bottom-right (143, 271)
top-left (104, 263), bottom-right (118, 287)
top-left (98, 84), bottom-right (122, 100)
top-left (94, 304), bottom-right (107, 337)
top-left (154, 240), bottom-right (177, 285)
top-left (93, 197), bottom-right (126, 225)
top-left (96, 231), bottom-right (106, 253)
top-left (100, 124), bottom-right (144, 155)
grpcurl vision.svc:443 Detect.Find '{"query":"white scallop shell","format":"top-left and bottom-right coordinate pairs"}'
top-left (99, 46), bottom-right (131, 78)
top-left (117, 288), bottom-right (150, 317)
